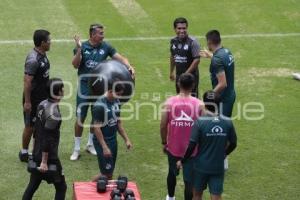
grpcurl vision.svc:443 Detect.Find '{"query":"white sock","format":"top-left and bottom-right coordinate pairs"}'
top-left (166, 195), bottom-right (175, 200)
top-left (21, 149), bottom-right (28, 154)
top-left (74, 137), bottom-right (81, 151)
top-left (87, 133), bottom-right (94, 146)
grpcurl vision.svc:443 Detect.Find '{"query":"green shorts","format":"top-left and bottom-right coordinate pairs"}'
top-left (167, 152), bottom-right (194, 183)
top-left (193, 171), bottom-right (224, 195)
top-left (220, 92), bottom-right (236, 118)
top-left (93, 137), bottom-right (118, 176)
top-left (76, 80), bottom-right (94, 121)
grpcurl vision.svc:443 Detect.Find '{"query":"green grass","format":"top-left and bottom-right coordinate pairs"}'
top-left (0, 0), bottom-right (299, 199)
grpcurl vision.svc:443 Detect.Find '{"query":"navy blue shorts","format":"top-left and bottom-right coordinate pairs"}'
top-left (93, 137), bottom-right (118, 176)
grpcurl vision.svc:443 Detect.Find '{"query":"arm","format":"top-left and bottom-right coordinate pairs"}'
top-left (112, 53), bottom-right (135, 77)
top-left (186, 39), bottom-right (200, 73)
top-left (181, 141), bottom-right (197, 163)
top-left (71, 35), bottom-right (82, 69)
top-left (94, 123), bottom-right (112, 157)
top-left (226, 123), bottom-right (237, 155)
top-left (199, 49), bottom-right (213, 59)
top-left (176, 121), bottom-right (200, 168)
top-left (23, 75), bottom-right (33, 113)
top-left (186, 58), bottom-right (200, 74)
top-left (169, 56), bottom-right (176, 81)
top-left (117, 120), bottom-right (132, 149)
top-left (160, 103), bottom-right (168, 145)
top-left (213, 71), bottom-right (227, 94)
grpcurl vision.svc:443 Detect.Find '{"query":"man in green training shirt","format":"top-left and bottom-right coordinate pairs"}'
top-left (200, 30), bottom-right (236, 170)
top-left (177, 91), bottom-right (237, 200)
top-left (70, 23), bottom-right (135, 161)
top-left (91, 83), bottom-right (132, 180)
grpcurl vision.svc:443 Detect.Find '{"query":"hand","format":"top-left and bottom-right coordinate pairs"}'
top-left (38, 162), bottom-right (48, 173)
top-left (125, 139), bottom-right (133, 150)
top-left (199, 49), bottom-right (213, 58)
top-left (74, 35), bottom-right (82, 48)
top-left (176, 160), bottom-right (182, 170)
top-left (169, 73), bottom-right (175, 81)
top-left (23, 102), bottom-right (32, 113)
top-left (128, 66), bottom-right (135, 79)
top-left (103, 146), bottom-right (112, 158)
top-left (162, 144), bottom-right (168, 154)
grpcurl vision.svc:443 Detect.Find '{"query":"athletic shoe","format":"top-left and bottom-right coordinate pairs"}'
top-left (224, 157), bottom-right (229, 170)
top-left (292, 73), bottom-right (300, 81)
top-left (70, 150), bottom-right (80, 161)
top-left (86, 145), bottom-right (97, 155)
top-left (166, 195), bottom-right (175, 200)
top-left (19, 151), bottom-right (29, 162)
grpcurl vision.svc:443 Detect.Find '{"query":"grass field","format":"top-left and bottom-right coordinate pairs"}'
top-left (0, 0), bottom-right (299, 199)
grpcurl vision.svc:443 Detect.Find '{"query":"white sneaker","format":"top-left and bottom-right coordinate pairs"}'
top-left (166, 195), bottom-right (175, 200)
top-left (224, 157), bottom-right (229, 170)
top-left (292, 73), bottom-right (300, 80)
top-left (86, 145), bottom-right (97, 155)
top-left (70, 150), bottom-right (80, 161)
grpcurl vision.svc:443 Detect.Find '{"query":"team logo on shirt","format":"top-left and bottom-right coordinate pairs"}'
top-left (85, 60), bottom-right (99, 68)
top-left (178, 44), bottom-right (182, 49)
top-left (212, 125), bottom-right (223, 133)
top-left (99, 49), bottom-right (105, 55)
top-left (207, 125), bottom-right (226, 137)
top-left (105, 163), bottom-right (112, 170)
top-left (43, 69), bottom-right (49, 78)
top-left (183, 44), bottom-right (188, 50)
top-left (84, 50), bottom-right (91, 55)
top-left (171, 110), bottom-right (194, 127)
top-left (40, 62), bottom-right (45, 67)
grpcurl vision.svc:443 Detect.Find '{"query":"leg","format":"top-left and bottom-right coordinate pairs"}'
top-left (22, 126), bottom-right (33, 150)
top-left (70, 90), bottom-right (89, 160)
top-left (86, 124), bottom-right (96, 155)
top-left (53, 176), bottom-right (67, 200)
top-left (182, 159), bottom-right (194, 200)
top-left (192, 171), bottom-right (208, 200)
top-left (166, 152), bottom-right (179, 198)
top-left (22, 173), bottom-right (42, 200)
top-left (210, 194), bottom-right (222, 200)
top-left (184, 181), bottom-right (193, 200)
top-left (208, 174), bottom-right (224, 200)
top-left (20, 108), bottom-right (36, 162)
top-left (92, 138), bottom-right (116, 181)
top-left (192, 189), bottom-right (203, 200)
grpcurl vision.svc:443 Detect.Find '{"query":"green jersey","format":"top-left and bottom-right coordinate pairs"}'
top-left (190, 114), bottom-right (237, 174)
top-left (74, 40), bottom-right (117, 80)
top-left (92, 96), bottom-right (121, 141)
top-left (210, 47), bottom-right (235, 101)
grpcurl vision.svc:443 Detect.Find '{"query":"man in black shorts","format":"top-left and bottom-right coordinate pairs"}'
top-left (19, 30), bottom-right (51, 162)
top-left (22, 78), bottom-right (67, 200)
top-left (170, 17), bottom-right (201, 97)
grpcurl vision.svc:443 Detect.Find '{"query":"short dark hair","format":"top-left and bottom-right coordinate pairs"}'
top-left (173, 17), bottom-right (188, 28)
top-left (33, 29), bottom-right (50, 47)
top-left (178, 73), bottom-right (195, 91)
top-left (203, 90), bottom-right (221, 113)
top-left (206, 30), bottom-right (221, 45)
top-left (47, 78), bottom-right (64, 99)
top-left (89, 23), bottom-right (104, 36)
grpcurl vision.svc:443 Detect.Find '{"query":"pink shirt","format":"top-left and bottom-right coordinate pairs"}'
top-left (165, 95), bottom-right (203, 157)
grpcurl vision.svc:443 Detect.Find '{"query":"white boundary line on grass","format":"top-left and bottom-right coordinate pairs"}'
top-left (0, 33), bottom-right (299, 45)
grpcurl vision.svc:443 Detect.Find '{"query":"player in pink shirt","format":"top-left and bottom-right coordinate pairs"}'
top-left (161, 73), bottom-right (204, 200)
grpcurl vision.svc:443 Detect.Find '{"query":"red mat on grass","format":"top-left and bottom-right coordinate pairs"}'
top-left (73, 182), bottom-right (141, 200)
